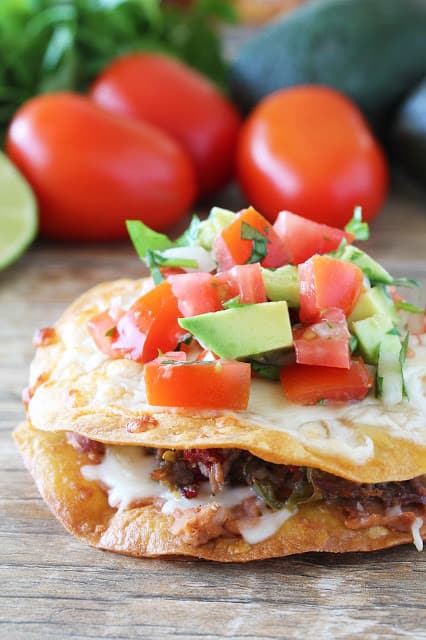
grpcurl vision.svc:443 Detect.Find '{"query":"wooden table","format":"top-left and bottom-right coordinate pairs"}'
top-left (1, 186), bottom-right (426, 640)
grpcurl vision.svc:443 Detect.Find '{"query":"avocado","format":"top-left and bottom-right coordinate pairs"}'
top-left (392, 78), bottom-right (426, 186)
top-left (179, 301), bottom-right (293, 359)
top-left (261, 265), bottom-right (300, 307)
top-left (336, 245), bottom-right (392, 285)
top-left (352, 313), bottom-right (395, 364)
top-left (231, 0), bottom-right (426, 126)
top-left (348, 286), bottom-right (398, 327)
top-left (196, 207), bottom-right (235, 251)
top-left (377, 333), bottom-right (404, 405)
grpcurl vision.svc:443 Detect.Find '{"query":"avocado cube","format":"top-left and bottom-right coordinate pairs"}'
top-left (338, 245), bottom-right (392, 285)
top-left (261, 265), bottom-right (300, 307)
top-left (179, 301), bottom-right (293, 359)
top-left (348, 286), bottom-right (398, 328)
top-left (352, 313), bottom-right (395, 364)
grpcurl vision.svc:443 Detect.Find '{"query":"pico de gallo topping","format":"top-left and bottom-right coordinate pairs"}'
top-left (87, 206), bottom-right (425, 410)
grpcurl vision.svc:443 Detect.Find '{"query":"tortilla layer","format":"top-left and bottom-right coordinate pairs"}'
top-left (14, 422), bottom-right (425, 562)
top-left (27, 279), bottom-right (426, 484)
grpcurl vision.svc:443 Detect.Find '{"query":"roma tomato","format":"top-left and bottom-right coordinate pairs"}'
top-left (90, 53), bottom-right (242, 195)
top-left (280, 359), bottom-right (373, 405)
top-left (293, 309), bottom-right (351, 369)
top-left (6, 93), bottom-right (197, 241)
top-left (273, 210), bottom-right (354, 265)
top-left (144, 357), bottom-right (251, 410)
top-left (236, 86), bottom-right (389, 226)
top-left (298, 255), bottom-right (364, 323)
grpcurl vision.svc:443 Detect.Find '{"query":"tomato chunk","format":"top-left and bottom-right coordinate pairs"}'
top-left (280, 359), bottom-right (373, 405)
top-left (273, 210), bottom-right (354, 264)
top-left (168, 272), bottom-right (222, 317)
top-left (215, 263), bottom-right (267, 304)
top-left (293, 308), bottom-right (350, 369)
top-left (144, 358), bottom-right (251, 409)
top-left (113, 280), bottom-right (186, 363)
top-left (87, 308), bottom-right (125, 358)
top-left (298, 255), bottom-right (363, 323)
top-left (213, 206), bottom-right (291, 271)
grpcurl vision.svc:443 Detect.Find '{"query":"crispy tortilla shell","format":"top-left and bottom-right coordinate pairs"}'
top-left (26, 278), bottom-right (426, 484)
top-left (14, 422), bottom-right (425, 562)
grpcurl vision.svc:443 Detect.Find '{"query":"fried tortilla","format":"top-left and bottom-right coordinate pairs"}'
top-left (14, 422), bottom-right (426, 561)
top-left (26, 279), bottom-right (426, 484)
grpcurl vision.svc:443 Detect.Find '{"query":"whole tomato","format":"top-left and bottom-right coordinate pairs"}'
top-left (6, 93), bottom-right (197, 241)
top-left (236, 86), bottom-right (389, 226)
top-left (90, 53), bottom-right (241, 195)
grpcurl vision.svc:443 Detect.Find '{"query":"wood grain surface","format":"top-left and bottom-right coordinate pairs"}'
top-left (1, 186), bottom-right (426, 640)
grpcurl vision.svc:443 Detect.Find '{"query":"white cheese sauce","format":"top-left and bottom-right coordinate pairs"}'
top-left (81, 446), bottom-right (295, 544)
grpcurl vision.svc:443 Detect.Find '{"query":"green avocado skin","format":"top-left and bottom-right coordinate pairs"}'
top-left (392, 78), bottom-right (426, 186)
top-left (231, 0), bottom-right (426, 124)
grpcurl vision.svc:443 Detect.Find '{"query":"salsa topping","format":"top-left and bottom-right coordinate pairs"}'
top-left (86, 205), bottom-right (424, 410)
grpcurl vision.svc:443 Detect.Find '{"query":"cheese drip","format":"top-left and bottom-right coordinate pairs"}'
top-left (81, 445), bottom-right (296, 544)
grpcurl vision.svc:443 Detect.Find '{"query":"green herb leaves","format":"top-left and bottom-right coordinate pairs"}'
top-left (345, 206), bottom-right (370, 240)
top-left (0, 0), bottom-right (234, 136)
top-left (240, 221), bottom-right (270, 264)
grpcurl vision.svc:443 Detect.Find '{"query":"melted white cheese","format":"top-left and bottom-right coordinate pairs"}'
top-left (81, 446), bottom-right (295, 544)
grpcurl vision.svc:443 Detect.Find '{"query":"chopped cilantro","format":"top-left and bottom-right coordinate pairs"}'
top-left (249, 361), bottom-right (281, 381)
top-left (395, 301), bottom-right (424, 314)
top-left (240, 221), bottom-right (270, 264)
top-left (126, 220), bottom-right (173, 260)
top-left (175, 215), bottom-right (201, 247)
top-left (349, 335), bottom-right (358, 353)
top-left (345, 206), bottom-right (370, 240)
top-left (399, 333), bottom-right (410, 399)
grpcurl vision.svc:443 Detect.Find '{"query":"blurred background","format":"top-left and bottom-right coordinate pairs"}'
top-left (0, 0), bottom-right (425, 261)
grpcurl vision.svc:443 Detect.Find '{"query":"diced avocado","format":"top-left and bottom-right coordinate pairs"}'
top-left (196, 207), bottom-right (235, 250)
top-left (377, 334), bottom-right (404, 406)
top-left (348, 286), bottom-right (399, 327)
top-left (179, 301), bottom-right (293, 359)
top-left (261, 265), bottom-right (300, 307)
top-left (336, 245), bottom-right (392, 285)
top-left (352, 313), bottom-right (395, 364)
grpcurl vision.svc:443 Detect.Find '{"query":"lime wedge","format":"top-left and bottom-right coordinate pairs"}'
top-left (0, 151), bottom-right (37, 270)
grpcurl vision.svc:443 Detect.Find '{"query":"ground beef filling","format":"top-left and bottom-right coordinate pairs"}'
top-left (152, 448), bottom-right (426, 541)
top-left (71, 435), bottom-right (426, 546)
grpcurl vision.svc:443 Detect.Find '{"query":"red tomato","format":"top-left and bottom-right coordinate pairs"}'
top-left (236, 86), bottom-right (389, 226)
top-left (6, 93), bottom-right (197, 240)
top-left (90, 53), bottom-right (241, 195)
top-left (293, 308), bottom-right (350, 369)
top-left (144, 358), bottom-right (251, 409)
top-left (113, 281), bottom-right (187, 362)
top-left (280, 359), bottom-right (373, 405)
top-left (273, 210), bottom-right (354, 264)
top-left (298, 255), bottom-right (363, 323)
top-left (215, 264), bottom-right (267, 304)
top-left (213, 206), bottom-right (291, 271)
top-left (87, 309), bottom-right (124, 358)
top-left (168, 272), bottom-right (222, 317)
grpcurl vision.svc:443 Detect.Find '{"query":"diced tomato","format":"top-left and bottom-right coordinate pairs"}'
top-left (215, 263), bottom-right (267, 304)
top-left (213, 206), bottom-right (291, 271)
top-left (280, 358), bottom-right (373, 405)
top-left (168, 272), bottom-right (222, 316)
top-left (113, 280), bottom-right (186, 363)
top-left (298, 255), bottom-right (363, 323)
top-left (87, 309), bottom-right (125, 358)
top-left (273, 210), bottom-right (354, 264)
top-left (293, 308), bottom-right (350, 369)
top-left (144, 358), bottom-right (251, 409)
